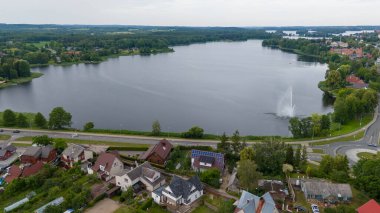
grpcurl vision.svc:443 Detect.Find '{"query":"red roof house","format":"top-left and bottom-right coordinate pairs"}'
top-left (22, 161), bottom-right (44, 177)
top-left (4, 165), bottom-right (22, 183)
top-left (139, 139), bottom-right (173, 165)
top-left (357, 199), bottom-right (380, 213)
top-left (91, 152), bottom-right (124, 181)
top-left (346, 75), bottom-right (368, 89)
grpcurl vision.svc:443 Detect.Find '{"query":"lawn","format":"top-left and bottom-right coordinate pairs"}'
top-left (11, 142), bottom-right (32, 147)
top-left (0, 134), bottom-right (11, 140)
top-left (310, 129), bottom-right (365, 146)
top-left (357, 152), bottom-right (377, 160)
top-left (114, 205), bottom-right (169, 213)
top-left (312, 149), bottom-right (324, 154)
top-left (192, 205), bottom-right (216, 213)
top-left (14, 136), bottom-right (150, 148)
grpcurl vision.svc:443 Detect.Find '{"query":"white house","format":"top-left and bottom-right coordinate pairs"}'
top-left (153, 175), bottom-right (203, 206)
top-left (61, 144), bottom-right (93, 168)
top-left (115, 162), bottom-right (165, 192)
top-left (89, 152), bottom-right (124, 181)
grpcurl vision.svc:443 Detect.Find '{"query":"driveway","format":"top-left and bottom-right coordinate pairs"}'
top-left (85, 198), bottom-right (121, 213)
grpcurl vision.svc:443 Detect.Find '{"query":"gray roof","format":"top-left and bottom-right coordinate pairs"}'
top-left (0, 150), bottom-right (6, 157)
top-left (23, 146), bottom-right (42, 158)
top-left (236, 190), bottom-right (277, 213)
top-left (118, 161), bottom-right (164, 188)
top-left (164, 176), bottom-right (203, 200)
top-left (41, 145), bottom-right (54, 158)
top-left (62, 144), bottom-right (85, 158)
top-left (303, 181), bottom-right (352, 198)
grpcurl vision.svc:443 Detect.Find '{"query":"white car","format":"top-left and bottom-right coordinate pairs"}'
top-left (71, 133), bottom-right (79, 138)
top-left (311, 204), bottom-right (320, 213)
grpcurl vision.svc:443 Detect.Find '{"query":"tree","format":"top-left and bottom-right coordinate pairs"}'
top-left (294, 145), bottom-right (301, 168)
top-left (231, 130), bottom-right (243, 154)
top-left (120, 187), bottom-right (134, 203)
top-left (182, 126), bottom-right (204, 138)
top-left (285, 145), bottom-right (294, 165)
top-left (217, 132), bottom-right (230, 153)
top-left (218, 200), bottom-right (235, 213)
top-left (200, 168), bottom-right (221, 188)
top-left (16, 113), bottom-right (29, 127)
top-left (300, 145), bottom-right (308, 171)
top-left (326, 70), bottom-right (343, 89)
top-left (237, 160), bottom-right (262, 192)
top-left (34, 112), bottom-right (47, 128)
top-left (48, 107), bottom-right (72, 129)
top-left (253, 140), bottom-right (287, 175)
top-left (240, 146), bottom-right (255, 161)
top-left (353, 158), bottom-right (380, 200)
top-left (2, 109), bottom-right (17, 126)
top-left (289, 117), bottom-right (302, 138)
top-left (53, 138), bottom-right (68, 154)
top-left (311, 113), bottom-right (322, 137)
top-left (83, 122), bottom-right (94, 131)
top-left (282, 164), bottom-right (294, 174)
top-left (32, 135), bottom-right (53, 146)
top-left (151, 120), bottom-right (161, 136)
top-left (14, 60), bottom-right (31, 77)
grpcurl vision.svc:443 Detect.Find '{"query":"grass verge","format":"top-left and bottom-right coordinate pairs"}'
top-left (310, 129), bottom-right (365, 146)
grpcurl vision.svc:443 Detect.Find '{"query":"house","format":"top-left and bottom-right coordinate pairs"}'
top-left (301, 180), bottom-right (352, 203)
top-left (227, 169), bottom-right (241, 193)
top-left (0, 144), bottom-right (16, 161)
top-left (61, 144), bottom-right (93, 168)
top-left (153, 175), bottom-right (203, 206)
top-left (234, 190), bottom-right (279, 213)
top-left (330, 48), bottom-right (364, 59)
top-left (356, 199), bottom-right (380, 213)
top-left (22, 161), bottom-right (44, 177)
top-left (115, 161), bottom-right (165, 192)
top-left (40, 145), bottom-right (57, 163)
top-left (90, 152), bottom-right (124, 181)
top-left (258, 180), bottom-right (288, 205)
top-left (20, 146), bottom-right (42, 164)
top-left (4, 165), bottom-right (22, 183)
top-left (346, 74), bottom-right (368, 89)
top-left (139, 139), bottom-right (173, 165)
top-left (191, 150), bottom-right (224, 172)
top-left (330, 41), bottom-right (348, 48)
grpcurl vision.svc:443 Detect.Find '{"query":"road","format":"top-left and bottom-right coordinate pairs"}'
top-left (311, 105), bottom-right (380, 165)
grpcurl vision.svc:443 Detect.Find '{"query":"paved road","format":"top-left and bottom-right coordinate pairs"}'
top-left (312, 105), bottom-right (380, 165)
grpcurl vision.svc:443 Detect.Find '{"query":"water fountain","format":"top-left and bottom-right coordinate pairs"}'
top-left (276, 86), bottom-right (296, 117)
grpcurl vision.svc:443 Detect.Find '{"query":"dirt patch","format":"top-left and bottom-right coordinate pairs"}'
top-left (85, 198), bottom-right (121, 213)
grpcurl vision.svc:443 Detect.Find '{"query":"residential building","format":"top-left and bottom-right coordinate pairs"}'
top-left (22, 161), bottom-right (44, 177)
top-left (115, 161), bottom-right (165, 192)
top-left (40, 145), bottom-right (57, 163)
top-left (20, 147), bottom-right (42, 164)
top-left (301, 180), bottom-right (352, 203)
top-left (153, 175), bottom-right (203, 206)
top-left (191, 149), bottom-right (224, 172)
top-left (90, 152), bottom-right (124, 181)
top-left (357, 199), bottom-right (380, 213)
top-left (234, 190), bottom-right (278, 213)
top-left (330, 48), bottom-right (364, 59)
top-left (0, 144), bottom-right (16, 161)
top-left (346, 74), bottom-right (368, 89)
top-left (258, 180), bottom-right (288, 204)
top-left (4, 165), bottom-right (22, 183)
top-left (139, 139), bottom-right (173, 165)
top-left (61, 144), bottom-right (93, 168)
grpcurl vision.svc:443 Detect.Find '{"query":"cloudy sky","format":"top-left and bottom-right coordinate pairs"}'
top-left (0, 0), bottom-right (379, 26)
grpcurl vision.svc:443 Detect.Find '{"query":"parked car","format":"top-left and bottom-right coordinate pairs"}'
top-left (71, 133), bottom-right (78, 138)
top-left (311, 204), bottom-right (320, 213)
top-left (294, 205), bottom-right (307, 212)
top-left (0, 129), bottom-right (3, 132)
top-left (12, 130), bottom-right (20, 133)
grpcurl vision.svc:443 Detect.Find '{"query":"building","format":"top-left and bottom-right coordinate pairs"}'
top-left (301, 180), bottom-right (352, 203)
top-left (90, 152), bottom-right (124, 181)
top-left (258, 180), bottom-right (288, 204)
top-left (115, 161), bottom-right (165, 192)
top-left (330, 41), bottom-right (348, 48)
top-left (139, 139), bottom-right (173, 165)
top-left (357, 199), bottom-right (380, 213)
top-left (4, 165), bottom-right (22, 183)
top-left (191, 150), bottom-right (224, 172)
top-left (61, 144), bottom-right (93, 168)
top-left (4, 162), bottom-right (45, 183)
top-left (346, 74), bottom-right (368, 89)
top-left (0, 144), bottom-right (16, 161)
top-left (20, 146), bottom-right (42, 164)
top-left (20, 145), bottom-right (57, 164)
top-left (22, 161), bottom-right (44, 177)
top-left (234, 190), bottom-right (278, 213)
top-left (153, 175), bottom-right (203, 206)
top-left (330, 48), bottom-right (364, 59)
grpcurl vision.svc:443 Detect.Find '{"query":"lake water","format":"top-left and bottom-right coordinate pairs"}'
top-left (0, 40), bottom-right (332, 136)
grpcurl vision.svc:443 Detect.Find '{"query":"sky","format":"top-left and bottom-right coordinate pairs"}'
top-left (0, 0), bottom-right (379, 27)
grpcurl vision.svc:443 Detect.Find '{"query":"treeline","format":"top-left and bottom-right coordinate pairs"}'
top-left (262, 38), bottom-right (330, 57)
top-left (289, 114), bottom-right (331, 138)
top-left (0, 26), bottom-right (275, 65)
top-left (0, 58), bottom-right (31, 80)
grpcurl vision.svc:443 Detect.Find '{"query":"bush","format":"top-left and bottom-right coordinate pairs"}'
top-left (182, 126), bottom-right (204, 138)
top-left (140, 198), bottom-right (153, 210)
top-left (200, 168), bottom-right (221, 188)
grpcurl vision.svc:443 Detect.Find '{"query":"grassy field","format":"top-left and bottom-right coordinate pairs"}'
top-left (357, 152), bottom-right (377, 160)
top-left (11, 142), bottom-right (32, 147)
top-left (192, 205), bottom-right (216, 213)
top-left (310, 129), bottom-right (365, 146)
top-left (312, 149), bottom-right (324, 154)
top-left (14, 136), bottom-right (150, 148)
top-left (0, 134), bottom-right (11, 140)
top-left (28, 41), bottom-right (50, 48)
top-left (114, 205), bottom-right (168, 213)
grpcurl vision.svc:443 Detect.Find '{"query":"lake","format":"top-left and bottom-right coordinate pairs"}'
top-left (0, 40), bottom-right (332, 136)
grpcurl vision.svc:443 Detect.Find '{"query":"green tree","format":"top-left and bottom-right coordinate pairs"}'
top-left (240, 146), bottom-right (255, 161)
top-left (200, 168), bottom-right (221, 188)
top-left (32, 135), bottom-right (53, 146)
top-left (120, 187), bottom-right (134, 203)
top-left (14, 60), bottom-right (31, 77)
top-left (48, 107), bottom-right (72, 129)
top-left (151, 120), bottom-right (161, 136)
top-left (217, 132), bottom-right (230, 153)
top-left (83, 122), bottom-right (94, 131)
top-left (326, 70), bottom-right (343, 89)
top-left (2, 109), bottom-right (17, 126)
top-left (182, 126), bottom-right (204, 138)
top-left (253, 140), bottom-right (287, 175)
top-left (285, 145), bottom-right (294, 165)
top-left (289, 117), bottom-right (302, 138)
top-left (311, 113), bottom-right (322, 137)
top-left (34, 112), bottom-right (47, 128)
top-left (294, 145), bottom-right (301, 168)
top-left (53, 138), bottom-right (68, 154)
top-left (237, 160), bottom-right (262, 192)
top-left (218, 200), bottom-right (235, 213)
top-left (353, 158), bottom-right (380, 199)
top-left (16, 113), bottom-right (29, 127)
top-left (231, 130), bottom-right (243, 154)
top-left (300, 145), bottom-right (308, 171)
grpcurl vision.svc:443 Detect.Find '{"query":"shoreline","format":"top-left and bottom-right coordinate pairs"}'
top-left (0, 72), bottom-right (43, 89)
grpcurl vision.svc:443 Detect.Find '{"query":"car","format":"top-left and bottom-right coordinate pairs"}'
top-left (12, 130), bottom-right (20, 133)
top-left (0, 129), bottom-right (3, 132)
top-left (311, 204), bottom-right (320, 213)
top-left (71, 133), bottom-right (78, 138)
top-left (368, 143), bottom-right (378, 147)
top-left (294, 205), bottom-right (307, 212)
